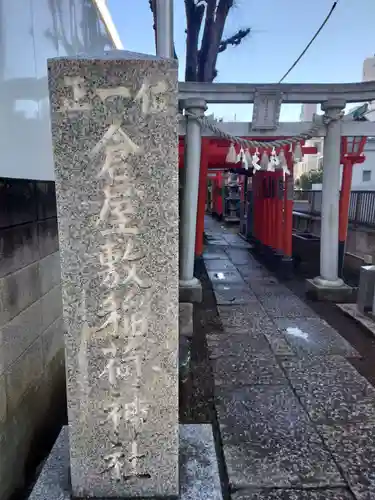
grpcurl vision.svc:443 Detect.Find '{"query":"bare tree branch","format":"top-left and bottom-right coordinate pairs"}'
top-left (218, 27), bottom-right (251, 53)
top-left (149, 0), bottom-right (250, 82)
top-left (198, 0), bottom-right (234, 81)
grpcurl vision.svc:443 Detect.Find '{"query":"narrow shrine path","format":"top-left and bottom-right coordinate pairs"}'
top-left (203, 215), bottom-right (375, 500)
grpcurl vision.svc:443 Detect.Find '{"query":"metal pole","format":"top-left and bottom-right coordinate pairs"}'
top-left (314, 99), bottom-right (346, 287)
top-left (156, 0), bottom-right (174, 58)
top-left (180, 99), bottom-right (207, 283)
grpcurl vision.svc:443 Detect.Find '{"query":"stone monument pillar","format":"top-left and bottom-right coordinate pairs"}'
top-left (48, 52), bottom-right (179, 498)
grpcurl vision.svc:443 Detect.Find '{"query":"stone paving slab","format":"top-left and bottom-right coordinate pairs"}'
top-left (237, 264), bottom-right (273, 280)
top-left (222, 441), bottom-right (345, 490)
top-left (205, 231), bottom-right (225, 239)
top-left (248, 277), bottom-right (292, 297)
top-left (319, 422), bottom-right (375, 500)
top-left (208, 269), bottom-right (246, 286)
top-left (207, 332), bottom-right (273, 359)
top-left (274, 318), bottom-right (359, 357)
top-left (206, 238), bottom-right (229, 246)
top-left (222, 235), bottom-right (252, 248)
top-left (202, 247), bottom-right (228, 260)
top-left (203, 217), bottom-right (373, 498)
top-left (263, 331), bottom-right (295, 356)
top-left (213, 284), bottom-right (257, 305)
top-left (281, 356), bottom-right (375, 425)
top-left (216, 386), bottom-right (314, 441)
top-left (204, 259), bottom-right (238, 271)
top-left (212, 356), bottom-right (285, 387)
top-left (231, 488), bottom-right (355, 499)
top-left (256, 295), bottom-right (318, 319)
top-left (225, 249), bottom-right (257, 265)
top-left (218, 305), bottom-right (270, 330)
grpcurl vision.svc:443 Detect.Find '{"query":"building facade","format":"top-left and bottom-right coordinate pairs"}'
top-left (0, 0), bottom-right (116, 181)
top-left (0, 2), bottom-right (119, 499)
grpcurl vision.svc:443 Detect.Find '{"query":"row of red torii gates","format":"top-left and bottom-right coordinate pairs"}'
top-left (178, 135), bottom-right (366, 275)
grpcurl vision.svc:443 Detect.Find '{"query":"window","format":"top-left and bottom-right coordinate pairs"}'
top-left (363, 170), bottom-right (372, 182)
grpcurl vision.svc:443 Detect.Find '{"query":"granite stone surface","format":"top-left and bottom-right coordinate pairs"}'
top-left (256, 294), bottom-right (318, 319)
top-left (48, 52), bottom-right (178, 497)
top-left (215, 386), bottom-right (344, 489)
top-left (225, 248), bottom-right (256, 265)
top-left (179, 424), bottom-right (223, 500)
top-left (231, 488), bottom-right (354, 499)
top-left (207, 332), bottom-right (273, 359)
top-left (213, 284), bottom-right (256, 305)
top-left (202, 248), bottom-right (228, 260)
top-left (274, 318), bottom-right (359, 357)
top-left (221, 235), bottom-right (252, 248)
top-left (237, 264), bottom-right (273, 280)
top-left (204, 259), bottom-right (238, 272)
top-left (208, 269), bottom-right (246, 285)
top-left (179, 303), bottom-right (193, 338)
top-left (263, 330), bottom-right (295, 356)
top-left (218, 305), bottom-right (270, 330)
top-left (212, 355), bottom-right (286, 387)
top-left (29, 424), bottom-right (223, 500)
top-left (247, 277), bottom-right (289, 297)
top-left (281, 356), bottom-right (375, 425)
top-left (320, 422), bottom-right (375, 500)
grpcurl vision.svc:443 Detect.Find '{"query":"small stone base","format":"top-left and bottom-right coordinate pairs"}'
top-left (179, 303), bottom-right (193, 338)
top-left (179, 279), bottom-right (202, 303)
top-left (337, 303), bottom-right (375, 337)
top-left (28, 424), bottom-right (222, 500)
top-left (276, 256), bottom-right (294, 280)
top-left (306, 278), bottom-right (355, 302)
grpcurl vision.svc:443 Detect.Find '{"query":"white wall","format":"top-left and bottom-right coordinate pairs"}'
top-left (299, 103), bottom-right (317, 122)
top-left (351, 139), bottom-right (375, 190)
top-left (363, 55), bottom-right (375, 83)
top-left (294, 137), bottom-right (323, 181)
top-left (0, 0), bottom-right (113, 181)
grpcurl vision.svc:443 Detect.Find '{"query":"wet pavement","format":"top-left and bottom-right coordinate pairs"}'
top-left (203, 216), bottom-right (375, 500)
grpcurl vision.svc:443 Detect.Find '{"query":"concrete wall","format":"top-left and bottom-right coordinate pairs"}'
top-left (351, 139), bottom-right (375, 190)
top-left (0, 179), bottom-right (64, 500)
top-left (293, 211), bottom-right (375, 263)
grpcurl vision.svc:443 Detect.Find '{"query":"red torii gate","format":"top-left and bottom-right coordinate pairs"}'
top-left (179, 136), bottom-right (317, 257)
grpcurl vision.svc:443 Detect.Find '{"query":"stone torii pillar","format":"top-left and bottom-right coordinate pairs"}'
top-left (179, 98), bottom-right (207, 303)
top-left (307, 99), bottom-right (353, 301)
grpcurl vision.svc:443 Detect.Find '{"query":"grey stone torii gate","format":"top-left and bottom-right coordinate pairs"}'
top-left (152, 0), bottom-right (375, 298)
top-left (178, 81), bottom-right (375, 300)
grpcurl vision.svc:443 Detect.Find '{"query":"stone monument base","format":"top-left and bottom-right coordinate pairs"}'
top-left (179, 303), bottom-right (193, 338)
top-left (28, 424), bottom-right (223, 500)
top-left (306, 278), bottom-right (355, 302)
top-left (179, 278), bottom-right (202, 303)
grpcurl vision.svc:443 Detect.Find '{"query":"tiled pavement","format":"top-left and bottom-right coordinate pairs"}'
top-left (203, 217), bottom-right (375, 500)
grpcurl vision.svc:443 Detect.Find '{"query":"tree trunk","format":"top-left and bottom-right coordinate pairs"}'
top-left (198, 0), bottom-right (233, 82)
top-left (184, 0), bottom-right (205, 81)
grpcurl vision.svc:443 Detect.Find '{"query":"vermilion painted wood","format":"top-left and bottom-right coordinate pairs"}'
top-left (177, 137), bottom-right (318, 256)
top-left (283, 151), bottom-right (294, 258)
top-left (195, 141), bottom-right (210, 256)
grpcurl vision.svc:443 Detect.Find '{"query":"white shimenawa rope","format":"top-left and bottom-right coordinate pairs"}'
top-left (183, 110), bottom-right (339, 149)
